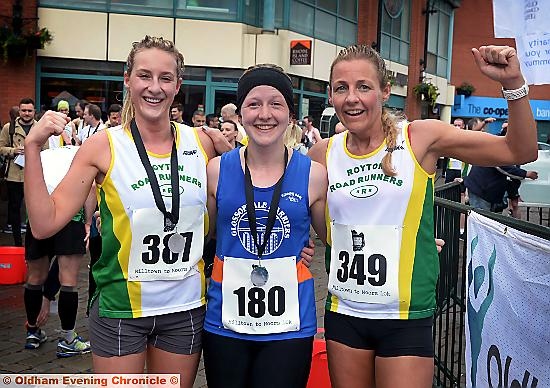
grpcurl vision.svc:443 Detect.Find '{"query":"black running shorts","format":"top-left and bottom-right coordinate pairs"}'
top-left (324, 310), bottom-right (434, 357)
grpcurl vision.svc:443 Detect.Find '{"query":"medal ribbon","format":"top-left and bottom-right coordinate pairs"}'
top-left (130, 118), bottom-right (180, 231)
top-left (244, 147), bottom-right (288, 260)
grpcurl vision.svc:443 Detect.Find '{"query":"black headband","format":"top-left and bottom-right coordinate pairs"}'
top-left (236, 67), bottom-right (295, 115)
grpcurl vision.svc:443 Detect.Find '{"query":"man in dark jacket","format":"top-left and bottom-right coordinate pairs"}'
top-left (464, 165), bottom-right (538, 213)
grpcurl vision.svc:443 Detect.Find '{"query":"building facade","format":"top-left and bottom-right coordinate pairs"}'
top-left (1, 0), bottom-right (470, 130)
top-left (451, 0), bottom-right (550, 141)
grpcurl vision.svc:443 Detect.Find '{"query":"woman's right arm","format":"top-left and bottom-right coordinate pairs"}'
top-left (25, 111), bottom-right (107, 239)
top-left (307, 138), bottom-right (329, 167)
top-left (206, 156), bottom-right (221, 241)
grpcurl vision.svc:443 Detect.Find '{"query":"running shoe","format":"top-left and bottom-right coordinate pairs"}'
top-left (56, 335), bottom-right (91, 358)
top-left (25, 328), bottom-right (47, 349)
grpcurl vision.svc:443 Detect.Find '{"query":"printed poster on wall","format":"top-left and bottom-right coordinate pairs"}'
top-left (465, 212), bottom-right (550, 387)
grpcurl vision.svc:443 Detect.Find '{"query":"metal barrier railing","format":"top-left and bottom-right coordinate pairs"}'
top-left (432, 182), bottom-right (550, 387)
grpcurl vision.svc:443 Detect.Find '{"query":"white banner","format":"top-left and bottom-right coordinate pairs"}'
top-left (493, 0), bottom-right (550, 38)
top-left (465, 212), bottom-right (550, 387)
top-left (40, 146), bottom-right (79, 194)
top-left (515, 32), bottom-right (550, 85)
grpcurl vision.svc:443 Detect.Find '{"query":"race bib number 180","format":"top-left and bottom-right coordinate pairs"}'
top-left (328, 224), bottom-right (400, 305)
top-left (222, 256), bottom-right (300, 335)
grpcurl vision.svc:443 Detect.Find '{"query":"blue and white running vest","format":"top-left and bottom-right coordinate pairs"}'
top-left (204, 148), bottom-right (316, 341)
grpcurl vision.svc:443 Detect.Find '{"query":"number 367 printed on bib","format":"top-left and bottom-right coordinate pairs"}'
top-left (128, 205), bottom-right (204, 282)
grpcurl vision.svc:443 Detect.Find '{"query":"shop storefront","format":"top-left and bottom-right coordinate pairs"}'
top-left (452, 95), bottom-right (550, 141)
top-left (36, 58), bottom-right (329, 126)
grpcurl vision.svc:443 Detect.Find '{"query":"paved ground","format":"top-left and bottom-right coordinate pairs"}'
top-left (0, 230), bottom-right (328, 387)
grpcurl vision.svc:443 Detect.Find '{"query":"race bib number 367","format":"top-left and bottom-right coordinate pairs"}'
top-left (328, 224), bottom-right (400, 304)
top-left (128, 205), bottom-right (204, 282)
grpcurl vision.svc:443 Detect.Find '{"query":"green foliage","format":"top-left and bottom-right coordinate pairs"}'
top-left (456, 82), bottom-right (475, 96)
top-left (413, 81), bottom-right (440, 107)
top-left (0, 27), bottom-right (53, 61)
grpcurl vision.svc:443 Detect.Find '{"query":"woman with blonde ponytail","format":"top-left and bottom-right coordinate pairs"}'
top-left (308, 43), bottom-right (537, 387)
top-left (23, 35), bottom-right (230, 386)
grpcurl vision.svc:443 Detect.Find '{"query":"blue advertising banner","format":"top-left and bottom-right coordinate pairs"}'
top-left (453, 95), bottom-right (550, 121)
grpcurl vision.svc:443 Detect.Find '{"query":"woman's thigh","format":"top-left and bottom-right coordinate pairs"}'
top-left (202, 331), bottom-right (254, 388)
top-left (251, 336), bottom-right (314, 388)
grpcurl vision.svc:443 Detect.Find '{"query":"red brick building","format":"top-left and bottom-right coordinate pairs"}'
top-left (451, 1), bottom-right (550, 140)
top-left (1, 0), bottom-right (548, 141)
top-left (0, 0), bottom-right (38, 124)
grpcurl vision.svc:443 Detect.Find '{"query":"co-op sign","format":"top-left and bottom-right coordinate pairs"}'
top-left (453, 95), bottom-right (550, 120)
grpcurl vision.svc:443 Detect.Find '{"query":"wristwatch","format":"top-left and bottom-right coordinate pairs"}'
top-left (501, 82), bottom-right (529, 101)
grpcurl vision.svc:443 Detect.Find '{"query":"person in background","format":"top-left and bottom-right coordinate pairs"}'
top-left (106, 104), bottom-right (122, 128)
top-left (467, 116), bottom-right (496, 132)
top-left (206, 113), bottom-right (220, 129)
top-left (219, 120), bottom-right (242, 149)
top-left (0, 98), bottom-right (42, 246)
top-left (499, 122), bottom-right (537, 218)
top-left (73, 104), bottom-right (103, 145)
top-left (48, 100), bottom-right (72, 149)
top-left (464, 163), bottom-right (537, 214)
top-left (71, 100), bottom-right (88, 141)
top-left (297, 120), bottom-right (312, 149)
top-left (170, 103), bottom-right (185, 124)
top-left (284, 122), bottom-right (308, 155)
top-left (445, 118), bottom-right (467, 183)
top-left (192, 110), bottom-right (207, 127)
top-left (303, 115), bottom-right (322, 145)
top-left (221, 103), bottom-right (246, 142)
top-left (22, 145), bottom-right (94, 357)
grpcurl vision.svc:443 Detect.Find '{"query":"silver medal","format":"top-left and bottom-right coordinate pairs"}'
top-left (251, 265), bottom-right (269, 287)
top-left (167, 233), bottom-right (185, 253)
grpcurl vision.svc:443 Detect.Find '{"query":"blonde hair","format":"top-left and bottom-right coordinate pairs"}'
top-left (284, 123), bottom-right (302, 148)
top-left (330, 44), bottom-right (398, 176)
top-left (121, 36), bottom-right (185, 129)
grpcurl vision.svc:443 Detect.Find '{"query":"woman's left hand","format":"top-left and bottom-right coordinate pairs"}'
top-left (472, 45), bottom-right (524, 89)
top-left (300, 239), bottom-right (315, 267)
top-left (202, 126), bottom-right (232, 155)
top-left (435, 238), bottom-right (445, 253)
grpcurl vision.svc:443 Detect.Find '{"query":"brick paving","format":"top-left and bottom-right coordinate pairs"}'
top-left (0, 232), bottom-right (328, 387)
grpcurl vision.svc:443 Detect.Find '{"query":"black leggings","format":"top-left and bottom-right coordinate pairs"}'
top-left (203, 331), bottom-right (313, 388)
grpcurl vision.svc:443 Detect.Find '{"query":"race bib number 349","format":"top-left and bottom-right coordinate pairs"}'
top-left (128, 206), bottom-right (204, 282)
top-left (328, 224), bottom-right (400, 304)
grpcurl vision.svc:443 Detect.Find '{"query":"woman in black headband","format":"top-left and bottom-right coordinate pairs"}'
top-left (202, 64), bottom-right (328, 388)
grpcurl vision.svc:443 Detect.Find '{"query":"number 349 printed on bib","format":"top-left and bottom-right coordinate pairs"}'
top-left (329, 224), bottom-right (399, 305)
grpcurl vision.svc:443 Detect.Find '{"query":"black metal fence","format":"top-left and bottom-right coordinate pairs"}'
top-left (432, 182), bottom-right (550, 387)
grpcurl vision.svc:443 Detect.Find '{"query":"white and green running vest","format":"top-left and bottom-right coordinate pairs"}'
top-left (325, 125), bottom-right (438, 320)
top-left (93, 123), bottom-right (208, 318)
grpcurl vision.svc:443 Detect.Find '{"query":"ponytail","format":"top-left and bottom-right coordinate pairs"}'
top-left (380, 108), bottom-right (398, 176)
